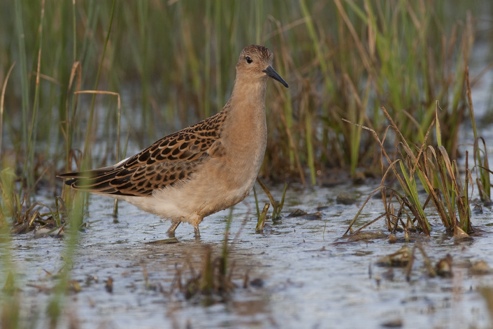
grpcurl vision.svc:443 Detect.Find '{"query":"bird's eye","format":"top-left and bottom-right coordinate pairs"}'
top-left (245, 56), bottom-right (253, 64)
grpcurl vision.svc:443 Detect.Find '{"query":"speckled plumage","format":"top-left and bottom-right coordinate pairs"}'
top-left (59, 45), bottom-right (288, 237)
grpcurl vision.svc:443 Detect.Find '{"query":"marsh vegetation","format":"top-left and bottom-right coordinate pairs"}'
top-left (1, 1), bottom-right (493, 328)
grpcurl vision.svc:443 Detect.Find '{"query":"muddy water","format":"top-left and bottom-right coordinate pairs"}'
top-left (4, 179), bottom-right (493, 329)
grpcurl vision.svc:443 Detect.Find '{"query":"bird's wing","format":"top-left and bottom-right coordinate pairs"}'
top-left (59, 110), bottom-right (228, 196)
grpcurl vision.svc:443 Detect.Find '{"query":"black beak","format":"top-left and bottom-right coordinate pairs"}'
top-left (263, 66), bottom-right (289, 88)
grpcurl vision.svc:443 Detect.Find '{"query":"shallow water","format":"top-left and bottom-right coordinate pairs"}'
top-left (4, 179), bottom-right (493, 329)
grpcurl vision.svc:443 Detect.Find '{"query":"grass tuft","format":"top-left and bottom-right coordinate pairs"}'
top-left (345, 102), bottom-right (474, 237)
top-left (172, 210), bottom-right (239, 305)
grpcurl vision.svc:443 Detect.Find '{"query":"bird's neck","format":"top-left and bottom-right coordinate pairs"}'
top-left (228, 77), bottom-right (267, 113)
top-left (221, 77), bottom-right (268, 147)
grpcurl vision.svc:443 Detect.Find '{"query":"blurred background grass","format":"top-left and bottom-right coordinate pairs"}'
top-left (0, 0), bottom-right (492, 199)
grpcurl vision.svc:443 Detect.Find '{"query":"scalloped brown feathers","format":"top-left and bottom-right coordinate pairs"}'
top-left (60, 108), bottom-right (229, 196)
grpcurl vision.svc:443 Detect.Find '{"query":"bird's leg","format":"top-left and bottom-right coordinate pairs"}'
top-left (167, 220), bottom-right (181, 237)
top-left (190, 215), bottom-right (202, 240)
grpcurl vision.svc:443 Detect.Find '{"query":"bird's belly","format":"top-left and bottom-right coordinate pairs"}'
top-left (121, 154), bottom-right (261, 224)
